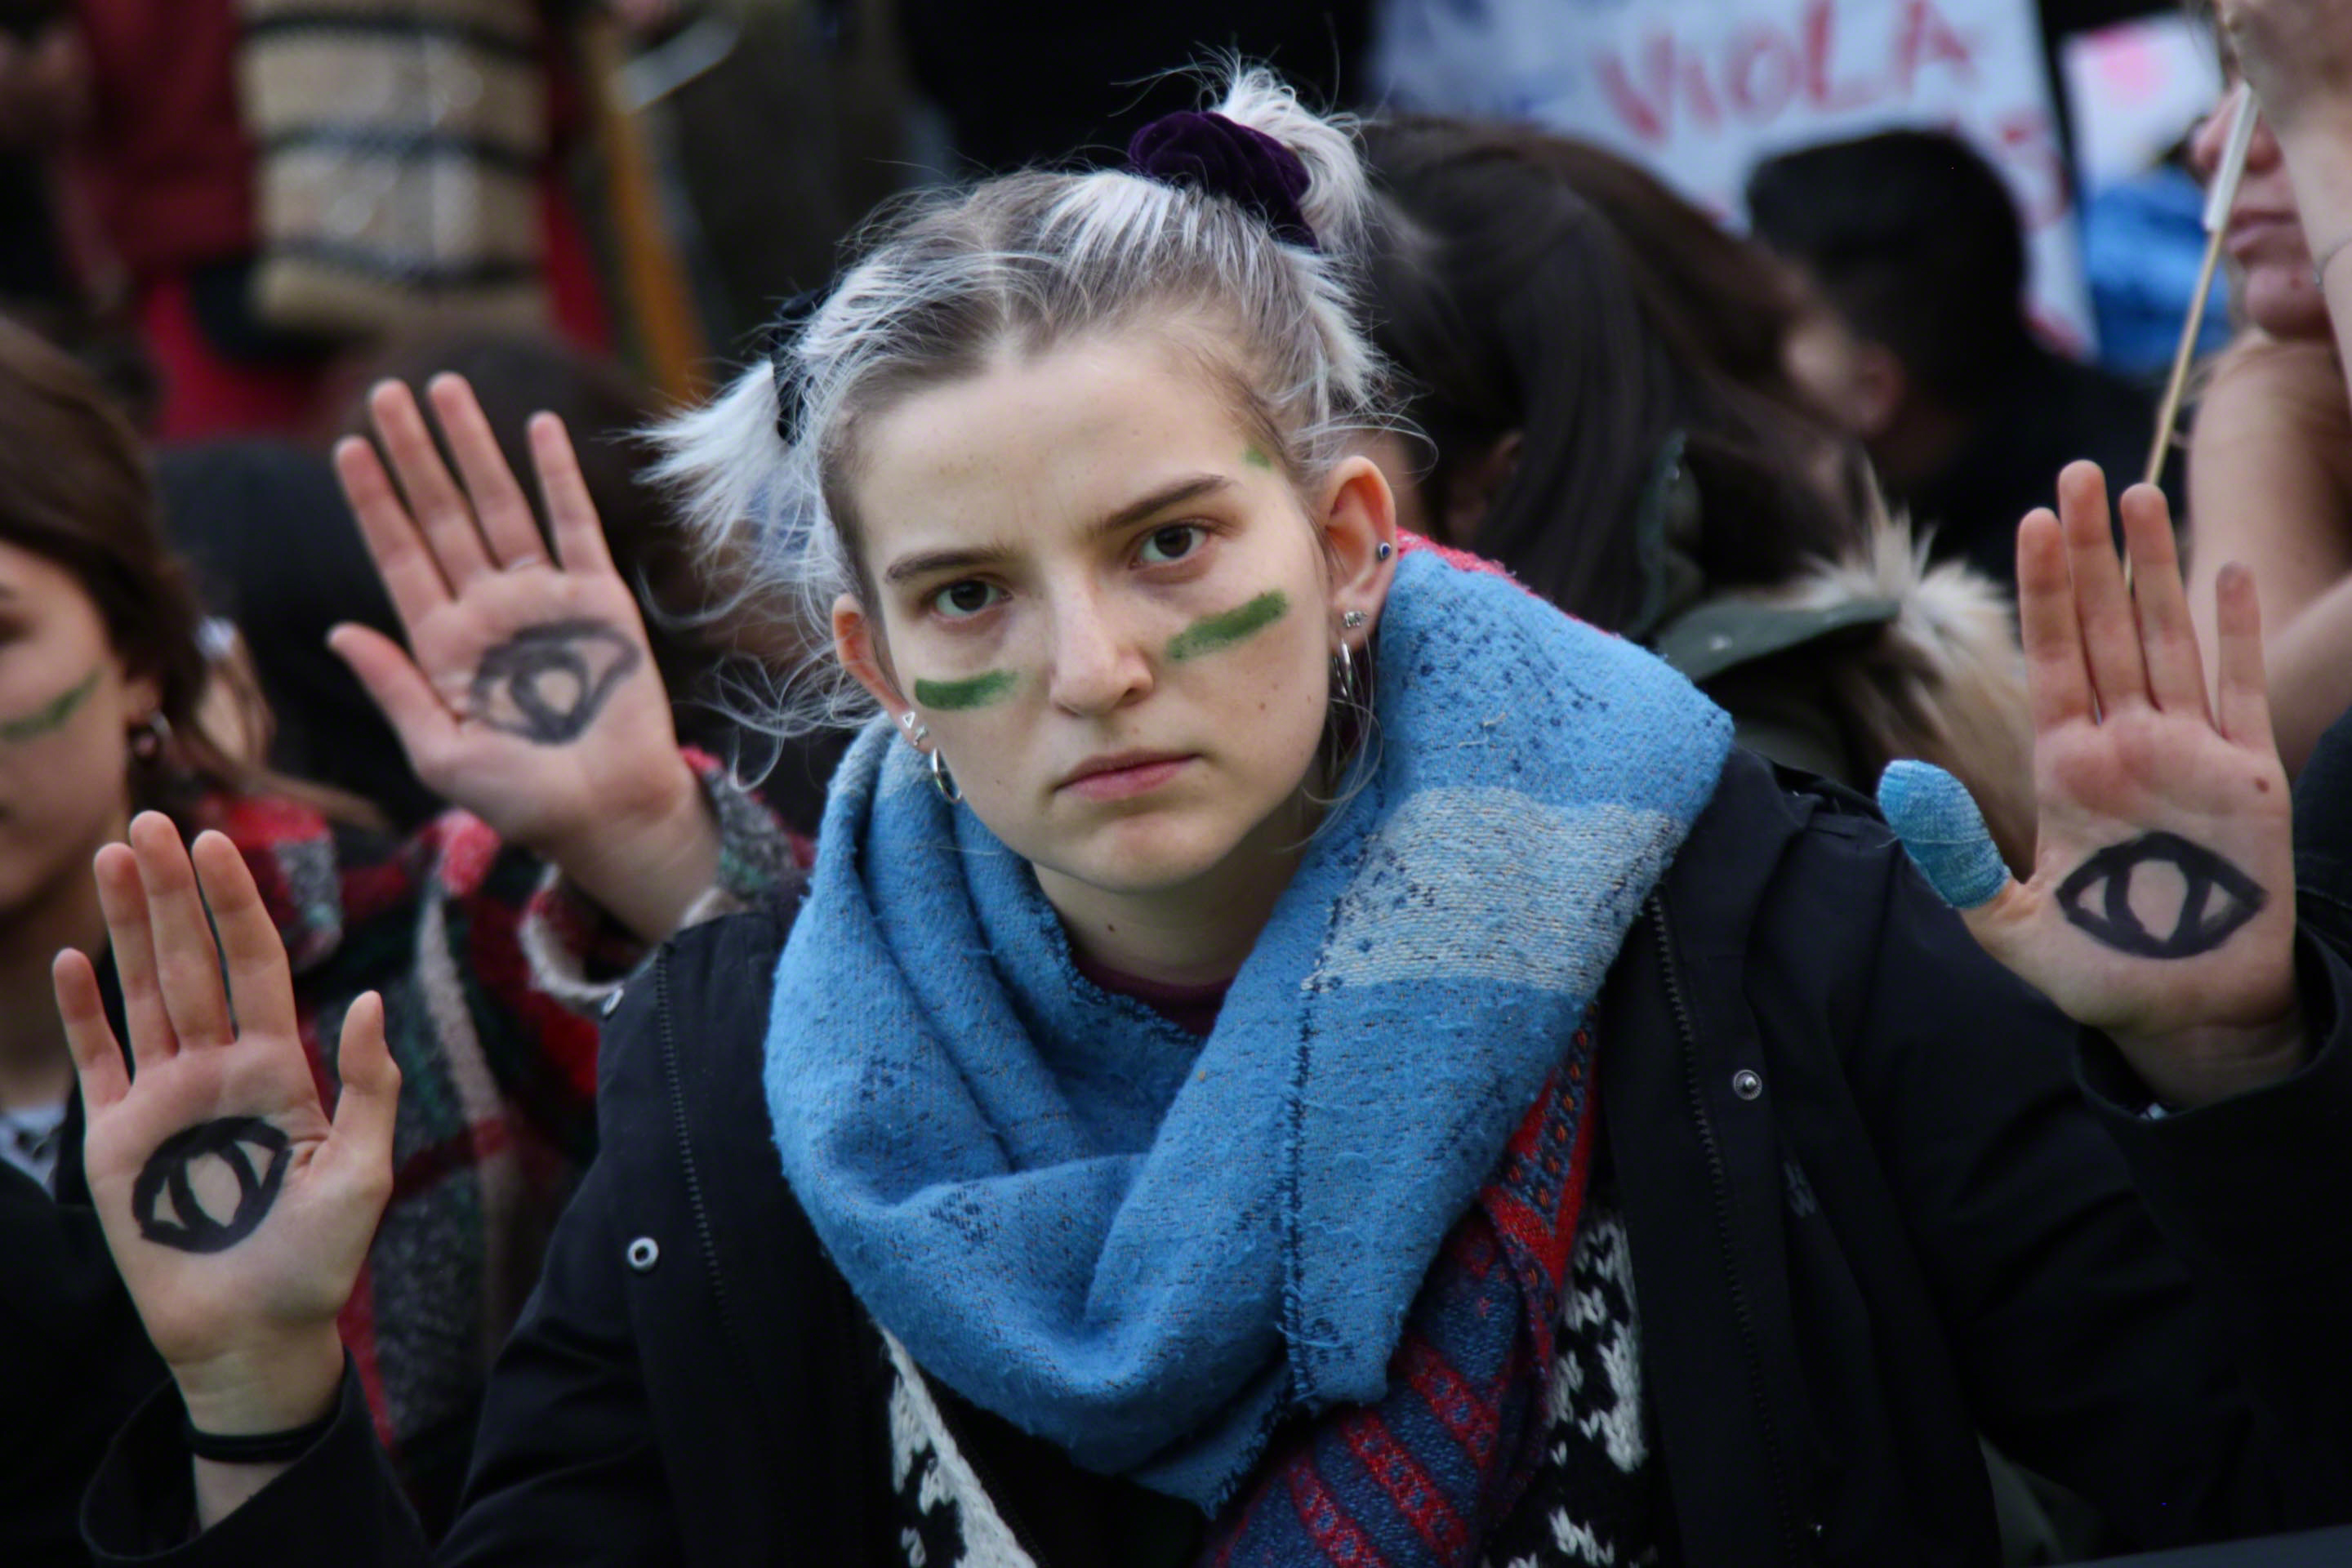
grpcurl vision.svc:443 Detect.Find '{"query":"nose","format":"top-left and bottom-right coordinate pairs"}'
top-left (1041, 586), bottom-right (1152, 716)
top-left (2189, 87), bottom-right (2279, 186)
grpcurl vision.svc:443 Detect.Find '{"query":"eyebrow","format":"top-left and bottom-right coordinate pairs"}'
top-left (880, 474), bottom-right (1233, 585)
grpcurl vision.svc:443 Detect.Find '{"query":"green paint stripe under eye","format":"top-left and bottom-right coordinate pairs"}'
top-left (0, 669), bottom-right (100, 742)
top-left (1167, 590), bottom-right (1290, 662)
top-left (913, 670), bottom-right (1018, 710)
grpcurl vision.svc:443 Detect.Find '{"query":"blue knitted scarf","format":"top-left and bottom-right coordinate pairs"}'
top-left (764, 546), bottom-right (1732, 1512)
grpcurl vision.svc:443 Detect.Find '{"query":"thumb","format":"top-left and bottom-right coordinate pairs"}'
top-left (323, 991), bottom-right (399, 1196)
top-left (327, 624), bottom-right (456, 768)
top-left (1878, 760), bottom-right (2018, 914)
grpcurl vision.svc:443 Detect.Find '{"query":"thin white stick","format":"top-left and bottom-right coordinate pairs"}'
top-left (2143, 82), bottom-right (2259, 492)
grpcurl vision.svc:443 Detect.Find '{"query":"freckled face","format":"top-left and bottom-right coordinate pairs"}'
top-left (0, 540), bottom-right (157, 917)
top-left (844, 334), bottom-right (1337, 901)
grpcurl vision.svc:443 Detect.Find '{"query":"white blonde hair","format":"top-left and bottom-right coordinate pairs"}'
top-left (647, 67), bottom-right (1392, 737)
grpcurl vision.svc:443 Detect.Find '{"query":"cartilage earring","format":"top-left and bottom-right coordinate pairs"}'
top-left (1375, 541), bottom-right (1393, 562)
top-left (1341, 609), bottom-right (1367, 630)
top-left (929, 745), bottom-right (963, 804)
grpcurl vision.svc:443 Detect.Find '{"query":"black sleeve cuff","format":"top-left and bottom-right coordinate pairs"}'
top-left (2082, 929), bottom-right (2352, 1285)
top-left (84, 1356), bottom-right (426, 1566)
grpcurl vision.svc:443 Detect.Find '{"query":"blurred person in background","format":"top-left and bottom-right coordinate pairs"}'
top-left (1747, 127), bottom-right (2172, 599)
top-left (2179, 0), bottom-right (2352, 780)
top-left (0, 317), bottom-right (799, 1556)
top-left (57, 0), bottom-right (612, 442)
top-left (1361, 118), bottom-right (2035, 869)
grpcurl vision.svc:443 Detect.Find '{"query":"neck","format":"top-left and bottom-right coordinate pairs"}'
top-left (1037, 791), bottom-right (1317, 987)
top-left (0, 823), bottom-right (119, 1115)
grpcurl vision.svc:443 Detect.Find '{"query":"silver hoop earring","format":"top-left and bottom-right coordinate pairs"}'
top-left (1331, 639), bottom-right (1362, 710)
top-left (129, 713), bottom-right (172, 763)
top-left (929, 745), bottom-right (963, 804)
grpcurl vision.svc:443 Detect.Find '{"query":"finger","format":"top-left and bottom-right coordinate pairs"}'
top-left (428, 373), bottom-right (549, 571)
top-left (1879, 761), bottom-right (2016, 910)
top-left (528, 413), bottom-right (617, 577)
top-left (2056, 461), bottom-right (2149, 712)
top-left (189, 830), bottom-right (298, 1043)
top-left (2118, 483), bottom-right (2211, 722)
top-left (126, 813), bottom-right (233, 1049)
top-left (92, 840), bottom-right (177, 1068)
top-left (333, 435), bottom-right (452, 630)
top-left (52, 948), bottom-right (130, 1111)
top-left (2212, 562), bottom-right (2278, 754)
top-left (368, 379), bottom-right (494, 588)
top-left (323, 992), bottom-right (400, 1193)
top-left (2016, 508), bottom-right (2096, 731)
top-left (327, 623), bottom-right (459, 772)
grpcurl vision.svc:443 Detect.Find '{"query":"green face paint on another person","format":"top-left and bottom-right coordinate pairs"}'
top-left (0, 668), bottom-right (100, 743)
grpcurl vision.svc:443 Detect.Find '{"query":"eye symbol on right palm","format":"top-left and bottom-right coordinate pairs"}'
top-left (2054, 831), bottom-right (2266, 960)
top-left (468, 620), bottom-right (642, 746)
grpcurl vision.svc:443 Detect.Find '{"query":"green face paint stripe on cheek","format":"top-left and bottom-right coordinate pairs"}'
top-left (1243, 447), bottom-right (1275, 470)
top-left (1167, 590), bottom-right (1290, 662)
top-left (0, 668), bottom-right (100, 742)
top-left (913, 670), bottom-right (1018, 710)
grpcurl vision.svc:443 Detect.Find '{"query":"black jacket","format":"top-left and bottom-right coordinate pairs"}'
top-left (85, 753), bottom-right (2352, 1566)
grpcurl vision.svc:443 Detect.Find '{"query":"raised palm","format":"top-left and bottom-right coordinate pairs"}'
top-left (1886, 463), bottom-right (2297, 1106)
top-left (329, 376), bottom-right (685, 852)
top-left (52, 817), bottom-right (397, 1404)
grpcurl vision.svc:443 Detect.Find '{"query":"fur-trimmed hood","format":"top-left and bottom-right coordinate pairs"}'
top-left (1651, 506), bottom-right (2037, 875)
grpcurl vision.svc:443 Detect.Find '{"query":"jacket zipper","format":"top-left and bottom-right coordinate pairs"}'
top-left (657, 955), bottom-right (1056, 1566)
top-left (655, 956), bottom-right (739, 1342)
top-left (1648, 896), bottom-right (1807, 1566)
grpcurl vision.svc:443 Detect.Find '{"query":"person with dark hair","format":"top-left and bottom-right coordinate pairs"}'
top-left (0, 318), bottom-right (799, 1557)
top-left (1746, 127), bottom-right (2170, 597)
top-left (1362, 117), bottom-right (2035, 867)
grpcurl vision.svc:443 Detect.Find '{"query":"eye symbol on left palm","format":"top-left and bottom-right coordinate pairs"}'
top-left (468, 619), bottom-right (642, 746)
top-left (2055, 831), bottom-right (2267, 960)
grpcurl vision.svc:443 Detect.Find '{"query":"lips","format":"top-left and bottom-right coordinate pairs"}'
top-left (1058, 750), bottom-right (1195, 801)
top-left (2226, 212), bottom-right (2305, 262)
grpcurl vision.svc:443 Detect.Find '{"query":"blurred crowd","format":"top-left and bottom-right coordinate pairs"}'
top-left (7, 2), bottom-right (2352, 1565)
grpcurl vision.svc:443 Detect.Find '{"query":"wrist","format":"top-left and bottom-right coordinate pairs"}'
top-left (541, 757), bottom-right (719, 943)
top-left (173, 1325), bottom-right (345, 1437)
top-left (2110, 1004), bottom-right (2309, 1110)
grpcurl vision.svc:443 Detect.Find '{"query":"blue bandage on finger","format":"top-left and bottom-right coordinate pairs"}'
top-left (1878, 760), bottom-right (2010, 909)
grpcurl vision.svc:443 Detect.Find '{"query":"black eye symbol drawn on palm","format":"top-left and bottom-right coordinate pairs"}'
top-left (468, 620), bottom-right (643, 746)
top-left (131, 1117), bottom-right (292, 1254)
top-left (2054, 831), bottom-right (2267, 960)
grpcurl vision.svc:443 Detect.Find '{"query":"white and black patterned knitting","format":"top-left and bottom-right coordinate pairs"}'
top-left (873, 1188), bottom-right (1664, 1568)
top-left (1480, 1196), bottom-right (1667, 1568)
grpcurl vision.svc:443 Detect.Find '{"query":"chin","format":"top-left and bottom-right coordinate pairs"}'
top-left (2245, 266), bottom-right (2333, 342)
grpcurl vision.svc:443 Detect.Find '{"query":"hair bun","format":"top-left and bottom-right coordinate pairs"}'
top-left (1128, 110), bottom-right (1318, 250)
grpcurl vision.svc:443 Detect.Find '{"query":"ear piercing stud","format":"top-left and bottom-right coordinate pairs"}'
top-left (1375, 541), bottom-right (1393, 562)
top-left (1341, 610), bottom-right (1367, 630)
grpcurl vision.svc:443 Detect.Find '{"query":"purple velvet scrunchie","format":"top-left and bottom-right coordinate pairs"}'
top-left (1127, 110), bottom-right (1318, 251)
